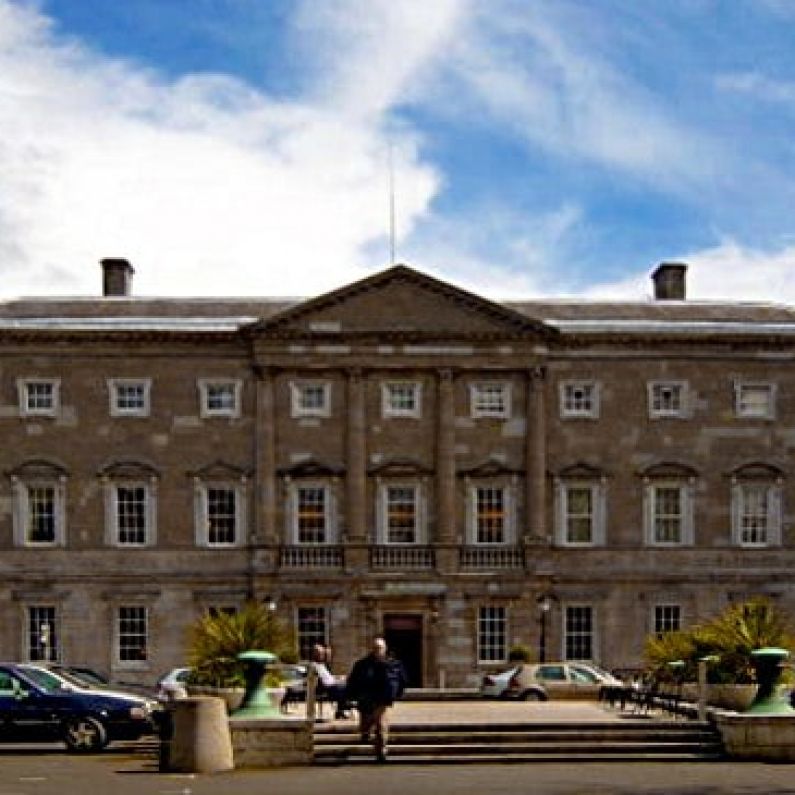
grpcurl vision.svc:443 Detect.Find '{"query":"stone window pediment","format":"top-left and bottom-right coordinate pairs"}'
top-left (98, 460), bottom-right (160, 481)
top-left (369, 458), bottom-right (432, 478)
top-left (555, 462), bottom-right (607, 481)
top-left (188, 460), bottom-right (250, 481)
top-left (7, 459), bottom-right (68, 481)
top-left (638, 461), bottom-right (698, 480)
top-left (728, 462), bottom-right (785, 482)
top-left (280, 459), bottom-right (344, 479)
top-left (459, 458), bottom-right (521, 478)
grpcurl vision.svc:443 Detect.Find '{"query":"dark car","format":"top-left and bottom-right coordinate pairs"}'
top-left (0, 662), bottom-right (155, 752)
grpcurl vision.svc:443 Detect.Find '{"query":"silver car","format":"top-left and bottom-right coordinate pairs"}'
top-left (482, 661), bottom-right (622, 700)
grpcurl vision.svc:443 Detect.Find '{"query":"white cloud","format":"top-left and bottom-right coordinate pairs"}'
top-left (427, 3), bottom-right (724, 193)
top-left (581, 241), bottom-right (795, 304)
top-left (399, 201), bottom-right (585, 300)
top-left (716, 72), bottom-right (795, 108)
top-left (0, 0), bottom-right (441, 298)
top-left (291, 0), bottom-right (467, 120)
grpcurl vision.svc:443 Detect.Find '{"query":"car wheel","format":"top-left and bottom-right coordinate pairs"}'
top-left (63, 716), bottom-right (108, 753)
top-left (521, 690), bottom-right (544, 702)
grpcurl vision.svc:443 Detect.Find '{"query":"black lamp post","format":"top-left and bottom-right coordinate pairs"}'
top-left (537, 594), bottom-right (557, 663)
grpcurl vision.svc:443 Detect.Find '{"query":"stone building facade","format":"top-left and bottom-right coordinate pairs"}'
top-left (1, 258), bottom-right (794, 688)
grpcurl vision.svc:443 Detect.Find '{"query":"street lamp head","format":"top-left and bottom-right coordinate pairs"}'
top-left (537, 593), bottom-right (557, 613)
top-left (263, 596), bottom-right (277, 612)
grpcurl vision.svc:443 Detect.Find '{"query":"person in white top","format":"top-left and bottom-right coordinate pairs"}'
top-left (311, 644), bottom-right (349, 719)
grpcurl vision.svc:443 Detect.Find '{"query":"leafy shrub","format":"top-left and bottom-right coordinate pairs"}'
top-left (644, 597), bottom-right (795, 684)
top-left (186, 602), bottom-right (297, 688)
top-left (508, 644), bottom-right (533, 663)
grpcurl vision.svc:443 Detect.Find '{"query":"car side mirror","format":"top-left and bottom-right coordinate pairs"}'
top-left (14, 688), bottom-right (30, 701)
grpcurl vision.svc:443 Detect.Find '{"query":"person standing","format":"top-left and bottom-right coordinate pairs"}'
top-left (345, 637), bottom-right (408, 762)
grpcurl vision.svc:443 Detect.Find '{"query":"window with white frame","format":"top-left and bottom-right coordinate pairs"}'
top-left (291, 484), bottom-right (334, 544)
top-left (382, 381), bottom-right (421, 418)
top-left (644, 481), bottom-right (694, 546)
top-left (108, 379), bottom-right (151, 417)
top-left (117, 606), bottom-right (148, 663)
top-left (18, 378), bottom-right (60, 417)
top-left (557, 482), bottom-right (605, 546)
top-left (470, 382), bottom-right (510, 419)
top-left (290, 381), bottom-right (331, 418)
top-left (735, 382), bottom-right (775, 419)
top-left (195, 482), bottom-right (245, 547)
top-left (653, 604), bottom-right (681, 636)
top-left (12, 480), bottom-right (66, 547)
top-left (732, 481), bottom-right (781, 547)
top-left (27, 605), bottom-right (59, 662)
top-left (106, 482), bottom-right (156, 546)
top-left (648, 381), bottom-right (687, 418)
top-left (297, 606), bottom-right (327, 660)
top-left (560, 381), bottom-right (599, 418)
top-left (380, 484), bottom-right (420, 544)
top-left (564, 605), bottom-right (593, 661)
top-left (469, 485), bottom-right (511, 544)
top-left (199, 379), bottom-right (241, 418)
top-left (477, 605), bottom-right (507, 663)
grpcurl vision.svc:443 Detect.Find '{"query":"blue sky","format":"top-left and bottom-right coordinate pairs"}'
top-left (0, 0), bottom-right (794, 301)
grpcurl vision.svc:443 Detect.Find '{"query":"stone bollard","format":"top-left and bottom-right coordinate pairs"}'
top-left (166, 696), bottom-right (234, 774)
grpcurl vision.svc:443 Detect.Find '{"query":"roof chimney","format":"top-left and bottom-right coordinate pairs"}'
top-left (651, 262), bottom-right (687, 301)
top-left (101, 258), bottom-right (134, 297)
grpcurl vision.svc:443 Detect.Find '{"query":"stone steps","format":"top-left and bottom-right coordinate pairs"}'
top-left (313, 721), bottom-right (724, 765)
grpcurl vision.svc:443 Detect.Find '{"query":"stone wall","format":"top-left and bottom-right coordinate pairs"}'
top-left (229, 717), bottom-right (313, 768)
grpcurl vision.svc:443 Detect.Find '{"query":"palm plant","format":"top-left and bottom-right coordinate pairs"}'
top-left (695, 597), bottom-right (795, 683)
top-left (186, 602), bottom-right (297, 687)
top-left (643, 597), bottom-right (795, 684)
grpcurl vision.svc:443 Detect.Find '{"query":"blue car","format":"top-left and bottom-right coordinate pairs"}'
top-left (0, 662), bottom-right (155, 752)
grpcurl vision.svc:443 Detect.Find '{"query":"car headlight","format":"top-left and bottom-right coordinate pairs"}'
top-left (129, 706), bottom-right (149, 719)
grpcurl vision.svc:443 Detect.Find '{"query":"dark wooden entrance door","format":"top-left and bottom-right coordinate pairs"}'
top-left (383, 613), bottom-right (423, 687)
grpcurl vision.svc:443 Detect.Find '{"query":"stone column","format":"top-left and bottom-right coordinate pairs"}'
top-left (436, 369), bottom-right (456, 544)
top-left (255, 367), bottom-right (278, 567)
top-left (525, 366), bottom-right (547, 543)
top-left (346, 368), bottom-right (367, 543)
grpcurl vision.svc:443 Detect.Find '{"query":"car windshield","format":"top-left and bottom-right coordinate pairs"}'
top-left (18, 666), bottom-right (68, 693)
top-left (569, 665), bottom-right (599, 683)
top-left (579, 663), bottom-right (616, 680)
top-left (67, 668), bottom-right (107, 686)
top-left (52, 668), bottom-right (94, 688)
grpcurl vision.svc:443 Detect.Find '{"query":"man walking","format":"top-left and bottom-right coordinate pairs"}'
top-left (345, 637), bottom-right (408, 762)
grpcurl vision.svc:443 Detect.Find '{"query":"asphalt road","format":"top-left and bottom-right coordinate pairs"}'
top-left (1, 744), bottom-right (795, 795)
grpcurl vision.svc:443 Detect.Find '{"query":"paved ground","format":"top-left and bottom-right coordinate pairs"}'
top-left (1, 701), bottom-right (794, 795)
top-left (315, 699), bottom-right (658, 724)
top-left (2, 749), bottom-right (795, 795)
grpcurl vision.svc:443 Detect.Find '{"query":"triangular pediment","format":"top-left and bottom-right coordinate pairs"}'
top-left (249, 265), bottom-right (554, 341)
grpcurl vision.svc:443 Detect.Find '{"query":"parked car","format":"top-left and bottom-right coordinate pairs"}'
top-left (50, 665), bottom-right (157, 699)
top-left (156, 667), bottom-right (192, 701)
top-left (0, 662), bottom-right (155, 752)
top-left (49, 665), bottom-right (109, 687)
top-left (481, 661), bottom-right (623, 701)
top-left (20, 663), bottom-right (160, 712)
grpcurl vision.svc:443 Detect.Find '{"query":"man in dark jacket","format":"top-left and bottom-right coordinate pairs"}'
top-left (345, 637), bottom-right (408, 761)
